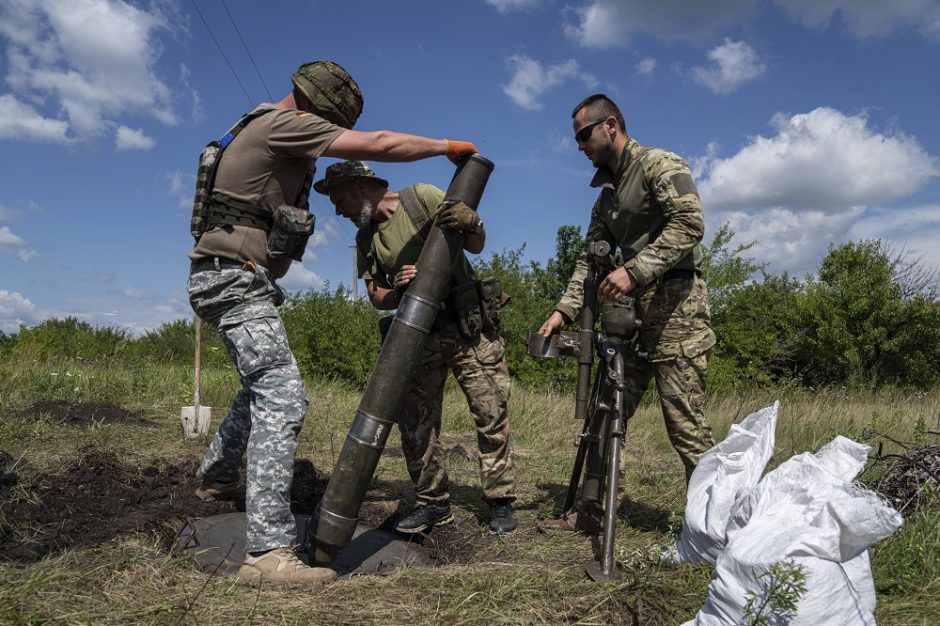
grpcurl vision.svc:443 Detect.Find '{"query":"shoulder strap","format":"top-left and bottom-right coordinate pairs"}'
top-left (398, 185), bottom-right (433, 242)
top-left (207, 107), bottom-right (277, 193)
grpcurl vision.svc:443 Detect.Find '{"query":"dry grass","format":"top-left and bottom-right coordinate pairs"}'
top-left (0, 361), bottom-right (937, 625)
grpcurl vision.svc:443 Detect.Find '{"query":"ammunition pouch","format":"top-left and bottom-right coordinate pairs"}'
top-left (266, 204), bottom-right (316, 262)
top-left (477, 276), bottom-right (506, 332)
top-left (447, 281), bottom-right (483, 339)
top-left (445, 277), bottom-right (508, 339)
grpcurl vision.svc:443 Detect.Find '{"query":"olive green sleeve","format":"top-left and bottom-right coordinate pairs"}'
top-left (629, 151), bottom-right (705, 287)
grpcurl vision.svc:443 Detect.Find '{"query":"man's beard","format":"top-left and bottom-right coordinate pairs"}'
top-left (352, 199), bottom-right (373, 228)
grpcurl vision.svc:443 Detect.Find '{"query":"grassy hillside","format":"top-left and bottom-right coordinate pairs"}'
top-left (0, 359), bottom-right (937, 625)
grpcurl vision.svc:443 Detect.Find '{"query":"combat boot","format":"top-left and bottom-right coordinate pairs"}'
top-left (488, 499), bottom-right (517, 535)
top-left (394, 502), bottom-right (454, 534)
top-left (195, 478), bottom-right (245, 502)
top-left (237, 547), bottom-right (337, 585)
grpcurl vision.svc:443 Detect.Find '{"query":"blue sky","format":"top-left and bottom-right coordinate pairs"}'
top-left (1, 0), bottom-right (938, 334)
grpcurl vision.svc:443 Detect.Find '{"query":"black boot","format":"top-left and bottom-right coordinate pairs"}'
top-left (394, 502), bottom-right (454, 534)
top-left (488, 499), bottom-right (517, 535)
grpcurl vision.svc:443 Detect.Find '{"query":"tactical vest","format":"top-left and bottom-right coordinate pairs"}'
top-left (190, 108), bottom-right (315, 240)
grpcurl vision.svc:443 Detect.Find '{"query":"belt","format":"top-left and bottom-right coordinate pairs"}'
top-left (190, 256), bottom-right (249, 274)
top-left (661, 269), bottom-right (696, 281)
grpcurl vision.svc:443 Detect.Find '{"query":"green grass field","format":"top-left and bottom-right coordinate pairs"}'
top-left (0, 360), bottom-right (937, 625)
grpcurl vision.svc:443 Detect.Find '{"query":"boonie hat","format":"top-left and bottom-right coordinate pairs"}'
top-left (292, 60), bottom-right (363, 129)
top-left (313, 161), bottom-right (389, 195)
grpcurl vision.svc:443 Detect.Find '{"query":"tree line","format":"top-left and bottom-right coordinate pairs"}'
top-left (2, 226), bottom-right (938, 392)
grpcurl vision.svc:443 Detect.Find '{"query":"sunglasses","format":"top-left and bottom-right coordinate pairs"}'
top-left (574, 119), bottom-right (606, 144)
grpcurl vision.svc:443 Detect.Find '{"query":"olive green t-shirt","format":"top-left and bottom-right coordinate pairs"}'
top-left (189, 105), bottom-right (344, 278)
top-left (357, 183), bottom-right (474, 286)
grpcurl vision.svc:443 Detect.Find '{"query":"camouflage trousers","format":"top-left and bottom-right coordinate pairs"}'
top-left (398, 322), bottom-right (516, 505)
top-left (622, 275), bottom-right (715, 482)
top-left (187, 260), bottom-right (307, 553)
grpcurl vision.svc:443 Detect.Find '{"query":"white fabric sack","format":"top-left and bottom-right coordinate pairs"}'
top-left (676, 402), bottom-right (779, 564)
top-left (683, 436), bottom-right (904, 626)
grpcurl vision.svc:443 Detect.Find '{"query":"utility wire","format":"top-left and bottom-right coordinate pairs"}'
top-left (190, 0), bottom-right (254, 107)
top-left (220, 0), bottom-right (273, 101)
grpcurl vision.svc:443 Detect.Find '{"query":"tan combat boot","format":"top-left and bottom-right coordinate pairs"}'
top-left (538, 503), bottom-right (603, 535)
top-left (237, 547), bottom-right (337, 585)
top-left (195, 479), bottom-right (245, 502)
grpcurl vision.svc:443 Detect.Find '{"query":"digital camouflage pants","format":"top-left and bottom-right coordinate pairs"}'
top-left (187, 260), bottom-right (307, 553)
top-left (398, 322), bottom-right (516, 506)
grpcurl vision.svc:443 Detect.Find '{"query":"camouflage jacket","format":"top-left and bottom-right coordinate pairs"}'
top-left (555, 138), bottom-right (705, 322)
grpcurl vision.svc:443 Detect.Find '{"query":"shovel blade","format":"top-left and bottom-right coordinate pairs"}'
top-left (181, 406), bottom-right (212, 438)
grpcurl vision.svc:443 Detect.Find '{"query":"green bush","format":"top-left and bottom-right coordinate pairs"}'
top-left (281, 288), bottom-right (383, 387)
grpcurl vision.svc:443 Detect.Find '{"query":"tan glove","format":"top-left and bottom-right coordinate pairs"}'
top-left (435, 200), bottom-right (482, 233)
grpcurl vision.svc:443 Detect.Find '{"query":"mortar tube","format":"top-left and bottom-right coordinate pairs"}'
top-left (310, 155), bottom-right (495, 565)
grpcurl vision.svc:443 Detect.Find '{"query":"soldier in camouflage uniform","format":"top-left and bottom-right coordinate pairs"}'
top-left (539, 94), bottom-right (715, 531)
top-left (314, 161), bottom-right (518, 535)
top-left (187, 61), bottom-right (479, 585)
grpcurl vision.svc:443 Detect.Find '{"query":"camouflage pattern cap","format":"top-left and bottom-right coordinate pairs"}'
top-left (313, 161), bottom-right (389, 195)
top-left (292, 60), bottom-right (363, 129)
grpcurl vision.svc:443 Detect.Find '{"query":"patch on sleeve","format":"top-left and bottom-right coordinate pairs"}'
top-left (669, 173), bottom-right (698, 197)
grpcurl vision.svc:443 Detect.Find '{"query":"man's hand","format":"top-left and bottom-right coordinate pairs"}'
top-left (538, 311), bottom-right (567, 337)
top-left (435, 201), bottom-right (482, 233)
top-left (393, 264), bottom-right (417, 290)
top-left (444, 140), bottom-right (478, 164)
top-left (598, 266), bottom-right (636, 301)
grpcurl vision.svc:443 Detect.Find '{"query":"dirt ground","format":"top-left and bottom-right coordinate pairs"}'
top-left (1, 407), bottom-right (493, 567)
top-left (15, 400), bottom-right (150, 427)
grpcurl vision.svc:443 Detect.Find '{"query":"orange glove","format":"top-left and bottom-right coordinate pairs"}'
top-left (444, 139), bottom-right (478, 164)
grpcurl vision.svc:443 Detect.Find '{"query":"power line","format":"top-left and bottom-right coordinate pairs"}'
top-left (220, 0), bottom-right (273, 101)
top-left (190, 0), bottom-right (254, 107)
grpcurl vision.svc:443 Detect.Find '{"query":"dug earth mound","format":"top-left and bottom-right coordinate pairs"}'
top-left (0, 443), bottom-right (495, 570)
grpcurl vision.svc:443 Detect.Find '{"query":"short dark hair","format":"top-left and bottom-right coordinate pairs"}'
top-left (572, 94), bottom-right (625, 133)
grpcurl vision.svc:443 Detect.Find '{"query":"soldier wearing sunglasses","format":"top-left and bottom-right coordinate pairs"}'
top-left (539, 93), bottom-right (716, 532)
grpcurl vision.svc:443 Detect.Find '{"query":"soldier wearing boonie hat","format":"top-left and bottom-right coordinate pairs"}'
top-left (186, 61), bottom-right (481, 587)
top-left (316, 160), bottom-right (519, 537)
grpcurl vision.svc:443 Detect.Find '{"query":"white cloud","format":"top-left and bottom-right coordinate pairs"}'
top-left (279, 262), bottom-right (325, 292)
top-left (564, 0), bottom-right (757, 47)
top-left (115, 125), bottom-right (155, 150)
top-left (698, 107), bottom-right (940, 212)
top-left (122, 288), bottom-right (145, 299)
top-left (0, 226), bottom-right (27, 250)
top-left (168, 170), bottom-right (194, 210)
top-left (848, 204), bottom-right (940, 275)
top-left (486, 0), bottom-right (541, 13)
top-left (635, 57), bottom-right (657, 77)
top-left (502, 55), bottom-right (598, 110)
top-left (776, 0), bottom-right (940, 39)
top-left (692, 39), bottom-right (765, 94)
top-left (0, 94), bottom-right (70, 143)
top-left (563, 0), bottom-right (940, 48)
top-left (0, 289), bottom-right (39, 333)
top-left (0, 0), bottom-right (179, 142)
top-left (18, 249), bottom-right (38, 262)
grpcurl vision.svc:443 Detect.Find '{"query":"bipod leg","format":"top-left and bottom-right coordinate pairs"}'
top-left (563, 354), bottom-right (607, 514)
top-left (587, 349), bottom-right (624, 582)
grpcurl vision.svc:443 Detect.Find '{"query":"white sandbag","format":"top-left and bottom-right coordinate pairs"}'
top-left (683, 436), bottom-right (904, 626)
top-left (676, 402), bottom-right (779, 564)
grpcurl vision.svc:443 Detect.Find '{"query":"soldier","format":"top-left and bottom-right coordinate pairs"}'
top-left (187, 61), bottom-right (478, 585)
top-left (314, 161), bottom-right (518, 535)
top-left (539, 94), bottom-right (716, 531)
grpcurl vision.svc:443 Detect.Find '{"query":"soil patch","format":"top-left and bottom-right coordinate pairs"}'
top-left (0, 448), bottom-right (332, 564)
top-left (15, 400), bottom-right (149, 427)
top-left (0, 446), bottom-right (240, 563)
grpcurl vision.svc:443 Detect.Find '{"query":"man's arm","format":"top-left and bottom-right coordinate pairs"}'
top-left (325, 130), bottom-right (476, 164)
top-left (628, 152), bottom-right (705, 287)
top-left (365, 274), bottom-right (398, 310)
